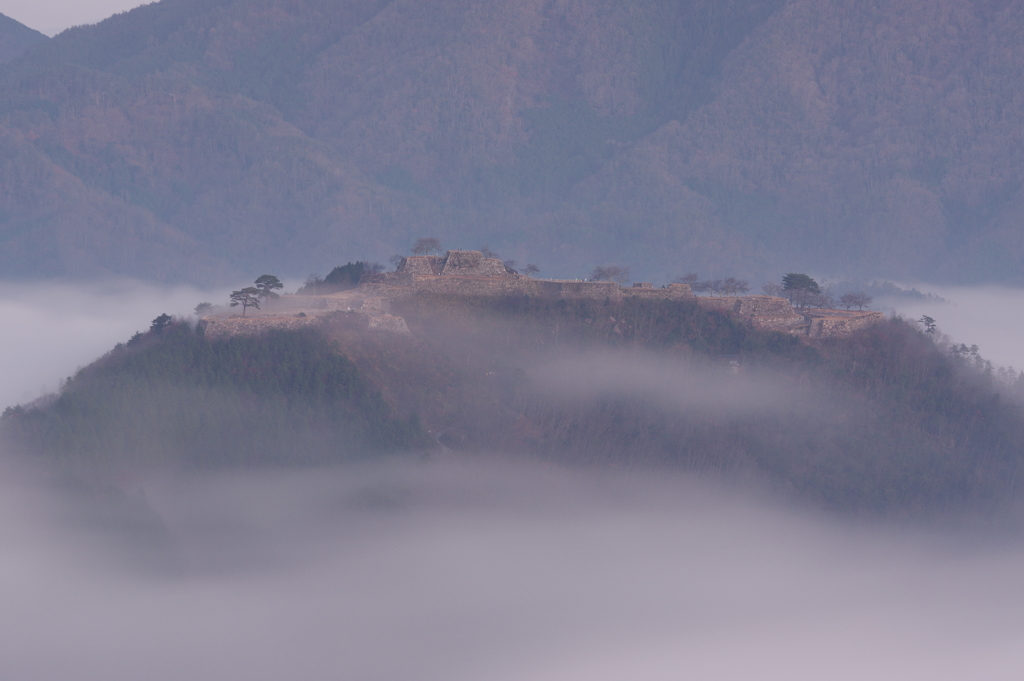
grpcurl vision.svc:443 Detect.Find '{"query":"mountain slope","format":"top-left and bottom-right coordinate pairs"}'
top-left (1, 0), bottom-right (1022, 283)
top-left (0, 13), bottom-right (47, 64)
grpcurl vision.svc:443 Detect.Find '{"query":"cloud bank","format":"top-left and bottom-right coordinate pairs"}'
top-left (2, 459), bottom-right (1024, 681)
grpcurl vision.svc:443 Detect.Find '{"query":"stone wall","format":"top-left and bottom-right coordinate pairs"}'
top-left (367, 314), bottom-right (411, 334)
top-left (696, 296), bottom-right (806, 332)
top-left (529, 279), bottom-right (621, 299)
top-left (696, 295), bottom-right (794, 316)
top-left (199, 314), bottom-right (322, 340)
top-left (398, 256), bottom-right (444, 275)
top-left (398, 251), bottom-right (510, 278)
top-left (371, 274), bottom-right (694, 301)
top-left (441, 250), bottom-right (509, 277)
top-left (622, 283), bottom-right (693, 300)
top-left (806, 311), bottom-right (885, 338)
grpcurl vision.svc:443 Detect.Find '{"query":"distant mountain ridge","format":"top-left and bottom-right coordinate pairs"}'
top-left (0, 13), bottom-right (47, 64)
top-left (0, 0), bottom-right (1022, 284)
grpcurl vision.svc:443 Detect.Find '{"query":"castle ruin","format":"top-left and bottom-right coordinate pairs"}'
top-left (199, 250), bottom-right (882, 340)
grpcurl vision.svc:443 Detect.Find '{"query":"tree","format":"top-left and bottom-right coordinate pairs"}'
top-left (230, 287), bottom-right (261, 316)
top-left (590, 265), bottom-right (630, 283)
top-left (810, 289), bottom-right (836, 309)
top-left (919, 315), bottom-right (937, 334)
top-left (762, 282), bottom-right (783, 296)
top-left (782, 273), bottom-right (821, 308)
top-left (673, 273), bottom-right (700, 286)
top-left (302, 274), bottom-right (323, 295)
top-left (254, 274), bottom-right (284, 303)
top-left (522, 264), bottom-right (540, 277)
top-left (479, 245), bottom-right (500, 258)
top-left (840, 292), bottom-right (873, 310)
top-left (194, 302), bottom-right (213, 316)
top-left (150, 313), bottom-right (172, 334)
top-left (503, 259), bottom-right (517, 274)
top-left (721, 277), bottom-right (750, 296)
top-left (411, 237), bottom-right (442, 255)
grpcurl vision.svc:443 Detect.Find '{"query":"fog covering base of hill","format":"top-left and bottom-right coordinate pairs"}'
top-left (4, 0), bottom-right (1024, 283)
top-left (3, 456), bottom-right (1024, 681)
top-left (6, 282), bottom-right (1024, 521)
top-left (4, 283), bottom-right (1024, 676)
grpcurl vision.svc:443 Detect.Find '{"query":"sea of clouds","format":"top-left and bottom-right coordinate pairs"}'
top-left (2, 280), bottom-right (1024, 680)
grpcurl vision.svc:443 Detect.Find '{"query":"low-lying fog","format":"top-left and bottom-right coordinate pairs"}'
top-left (0, 279), bottom-right (224, 410)
top-left (3, 281), bottom-right (1024, 679)
top-left (2, 460), bottom-right (1024, 681)
top-left (882, 285), bottom-right (1024, 370)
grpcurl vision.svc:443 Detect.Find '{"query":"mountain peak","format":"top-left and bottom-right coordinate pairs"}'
top-left (0, 13), bottom-right (48, 64)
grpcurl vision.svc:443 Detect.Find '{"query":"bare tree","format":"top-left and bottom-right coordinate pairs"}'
top-left (762, 281), bottom-right (783, 296)
top-left (840, 292), bottom-right (873, 310)
top-left (673, 273), bottom-right (700, 286)
top-left (503, 259), bottom-right (517, 274)
top-left (479, 245), bottom-right (500, 258)
top-left (522, 264), bottom-right (540, 277)
top-left (411, 237), bottom-right (442, 255)
top-left (590, 265), bottom-right (631, 283)
top-left (721, 277), bottom-right (750, 296)
top-left (810, 289), bottom-right (836, 309)
top-left (302, 274), bottom-right (323, 295)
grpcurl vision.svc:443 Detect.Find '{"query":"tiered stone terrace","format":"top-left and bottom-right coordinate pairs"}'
top-left (199, 251), bottom-right (882, 339)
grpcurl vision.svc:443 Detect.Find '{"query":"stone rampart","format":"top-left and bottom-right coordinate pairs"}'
top-left (199, 314), bottom-right (322, 340)
top-left (382, 276), bottom-right (693, 301)
top-left (696, 296), bottom-right (805, 332)
top-left (367, 314), bottom-right (411, 334)
top-left (622, 283), bottom-right (693, 299)
top-left (441, 250), bottom-right (509, 277)
top-left (530, 279), bottom-right (621, 299)
top-left (695, 295), bottom-right (797, 316)
top-left (399, 256), bottom-right (444, 275)
top-left (806, 311), bottom-right (885, 338)
top-left (407, 274), bottom-right (534, 297)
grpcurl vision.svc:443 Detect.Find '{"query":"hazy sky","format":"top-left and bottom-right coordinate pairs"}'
top-left (0, 0), bottom-right (148, 36)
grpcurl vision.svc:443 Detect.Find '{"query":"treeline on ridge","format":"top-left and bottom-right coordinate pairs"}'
top-left (1, 322), bottom-right (427, 470)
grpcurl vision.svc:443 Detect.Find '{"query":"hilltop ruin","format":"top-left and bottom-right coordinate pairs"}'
top-left (198, 250), bottom-right (882, 340)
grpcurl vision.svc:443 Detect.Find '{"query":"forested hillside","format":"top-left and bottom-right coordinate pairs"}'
top-left (0, 14), bottom-right (47, 64)
top-left (1, 0), bottom-right (1023, 284)
top-left (5, 295), bottom-right (1023, 518)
